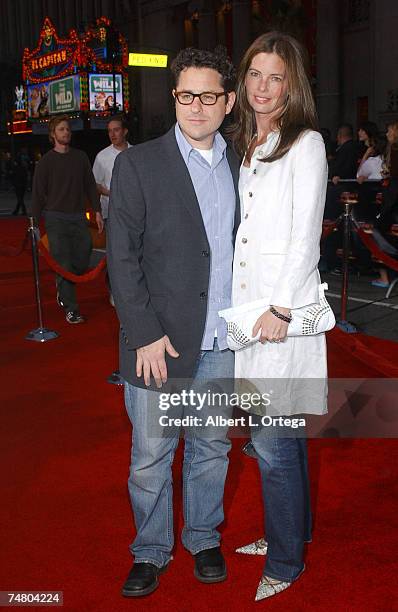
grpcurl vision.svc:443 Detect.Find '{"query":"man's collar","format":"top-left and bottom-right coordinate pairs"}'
top-left (175, 123), bottom-right (226, 165)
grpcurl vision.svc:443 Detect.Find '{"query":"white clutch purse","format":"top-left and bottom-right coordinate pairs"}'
top-left (219, 283), bottom-right (335, 351)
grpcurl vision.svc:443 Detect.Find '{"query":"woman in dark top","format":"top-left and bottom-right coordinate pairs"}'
top-left (371, 121), bottom-right (398, 287)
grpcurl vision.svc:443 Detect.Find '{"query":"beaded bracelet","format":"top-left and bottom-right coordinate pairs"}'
top-left (269, 306), bottom-right (292, 324)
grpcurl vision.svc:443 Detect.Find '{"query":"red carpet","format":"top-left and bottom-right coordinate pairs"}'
top-left (1, 218), bottom-right (398, 611)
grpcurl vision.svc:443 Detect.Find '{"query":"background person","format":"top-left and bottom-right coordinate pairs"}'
top-left (32, 115), bottom-right (103, 324)
top-left (11, 155), bottom-right (28, 216)
top-left (93, 114), bottom-right (131, 310)
top-left (230, 31), bottom-right (328, 601)
top-left (328, 123), bottom-right (359, 184)
top-left (93, 115), bottom-right (131, 223)
top-left (356, 121), bottom-right (384, 183)
top-left (93, 114), bottom-right (131, 382)
top-left (371, 121), bottom-right (398, 287)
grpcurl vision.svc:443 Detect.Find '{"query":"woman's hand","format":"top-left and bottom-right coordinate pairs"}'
top-left (362, 146), bottom-right (374, 162)
top-left (252, 307), bottom-right (290, 344)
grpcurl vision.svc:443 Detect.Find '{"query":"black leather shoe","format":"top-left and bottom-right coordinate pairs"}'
top-left (122, 562), bottom-right (167, 597)
top-left (194, 547), bottom-right (227, 583)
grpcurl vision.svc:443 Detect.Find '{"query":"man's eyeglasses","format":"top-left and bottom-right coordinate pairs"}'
top-left (174, 91), bottom-right (228, 105)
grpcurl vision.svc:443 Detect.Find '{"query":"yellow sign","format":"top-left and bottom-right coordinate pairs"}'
top-left (129, 53), bottom-right (168, 68)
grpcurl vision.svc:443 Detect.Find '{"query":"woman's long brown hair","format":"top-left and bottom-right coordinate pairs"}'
top-left (229, 31), bottom-right (318, 162)
top-left (383, 121), bottom-right (398, 177)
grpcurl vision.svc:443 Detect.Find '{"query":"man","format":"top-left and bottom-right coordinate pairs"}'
top-left (93, 114), bottom-right (131, 222)
top-left (32, 116), bottom-right (103, 324)
top-left (329, 123), bottom-right (359, 183)
top-left (322, 123), bottom-right (360, 270)
top-left (107, 47), bottom-right (239, 597)
top-left (93, 116), bottom-right (131, 381)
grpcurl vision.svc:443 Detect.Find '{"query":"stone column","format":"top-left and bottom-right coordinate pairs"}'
top-left (197, 1), bottom-right (217, 50)
top-left (373, 0), bottom-right (398, 127)
top-left (316, 0), bottom-right (341, 134)
top-left (232, 0), bottom-right (251, 67)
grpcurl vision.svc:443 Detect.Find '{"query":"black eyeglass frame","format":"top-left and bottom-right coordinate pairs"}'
top-left (174, 91), bottom-right (228, 105)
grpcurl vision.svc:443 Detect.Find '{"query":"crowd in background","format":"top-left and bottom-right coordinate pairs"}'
top-left (2, 119), bottom-right (398, 289)
top-left (320, 120), bottom-right (398, 286)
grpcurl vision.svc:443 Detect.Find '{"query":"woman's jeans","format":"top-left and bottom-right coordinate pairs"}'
top-left (251, 418), bottom-right (312, 582)
top-left (124, 341), bottom-right (234, 568)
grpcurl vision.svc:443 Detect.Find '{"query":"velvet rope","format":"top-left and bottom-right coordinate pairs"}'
top-left (0, 231), bottom-right (30, 257)
top-left (321, 220), bottom-right (340, 241)
top-left (37, 240), bottom-right (107, 283)
top-left (356, 227), bottom-right (398, 272)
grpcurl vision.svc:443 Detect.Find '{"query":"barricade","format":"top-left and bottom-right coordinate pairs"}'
top-left (2, 200), bottom-right (396, 342)
top-left (321, 180), bottom-right (398, 331)
top-left (0, 217), bottom-right (107, 342)
top-left (25, 217), bottom-right (59, 343)
top-left (37, 240), bottom-right (107, 282)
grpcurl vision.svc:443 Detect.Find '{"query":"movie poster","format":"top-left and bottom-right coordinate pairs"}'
top-left (89, 73), bottom-right (123, 112)
top-left (49, 75), bottom-right (81, 114)
top-left (27, 82), bottom-right (50, 118)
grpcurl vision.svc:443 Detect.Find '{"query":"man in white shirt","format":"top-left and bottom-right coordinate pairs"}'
top-left (93, 115), bottom-right (132, 220)
top-left (93, 115), bottom-right (132, 315)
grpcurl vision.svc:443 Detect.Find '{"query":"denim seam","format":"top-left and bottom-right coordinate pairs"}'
top-left (182, 432), bottom-right (197, 548)
top-left (166, 436), bottom-right (180, 546)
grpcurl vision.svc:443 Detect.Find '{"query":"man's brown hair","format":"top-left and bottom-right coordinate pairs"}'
top-left (107, 113), bottom-right (129, 131)
top-left (48, 115), bottom-right (70, 145)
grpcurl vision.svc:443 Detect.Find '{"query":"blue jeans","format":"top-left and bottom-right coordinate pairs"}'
top-left (251, 421), bottom-right (312, 582)
top-left (124, 341), bottom-right (234, 568)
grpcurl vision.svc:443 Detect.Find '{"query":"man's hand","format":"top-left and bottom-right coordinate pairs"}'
top-left (136, 335), bottom-right (179, 388)
top-left (95, 211), bottom-right (104, 234)
top-left (331, 175), bottom-right (340, 185)
top-left (96, 184), bottom-right (110, 197)
top-left (357, 175), bottom-right (366, 184)
top-left (252, 307), bottom-right (290, 344)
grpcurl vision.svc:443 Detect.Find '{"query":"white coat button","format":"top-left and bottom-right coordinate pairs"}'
top-left (244, 213), bottom-right (248, 219)
top-left (241, 283), bottom-right (246, 289)
top-left (242, 237), bottom-right (247, 244)
top-left (240, 261), bottom-right (246, 267)
top-left (249, 192), bottom-right (253, 197)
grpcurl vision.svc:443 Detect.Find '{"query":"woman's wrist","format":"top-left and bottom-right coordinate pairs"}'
top-left (269, 305), bottom-right (292, 323)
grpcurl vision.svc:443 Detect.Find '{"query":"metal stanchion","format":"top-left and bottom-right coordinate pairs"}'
top-left (336, 193), bottom-right (357, 333)
top-left (25, 217), bottom-right (59, 343)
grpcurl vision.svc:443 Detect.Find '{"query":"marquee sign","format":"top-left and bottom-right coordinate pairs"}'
top-left (20, 16), bottom-right (130, 126)
top-left (22, 18), bottom-right (80, 83)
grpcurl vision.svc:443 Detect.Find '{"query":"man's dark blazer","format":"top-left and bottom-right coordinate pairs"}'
top-left (328, 139), bottom-right (359, 179)
top-left (107, 126), bottom-right (240, 390)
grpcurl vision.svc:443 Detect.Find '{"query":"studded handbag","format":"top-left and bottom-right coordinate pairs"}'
top-left (218, 283), bottom-right (335, 351)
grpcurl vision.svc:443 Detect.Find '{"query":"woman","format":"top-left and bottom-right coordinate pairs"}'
top-left (357, 121), bottom-right (384, 183)
top-left (371, 121), bottom-right (398, 287)
top-left (229, 32), bottom-right (328, 600)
